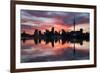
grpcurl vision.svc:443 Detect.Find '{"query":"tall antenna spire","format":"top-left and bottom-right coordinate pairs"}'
top-left (73, 16), bottom-right (75, 31)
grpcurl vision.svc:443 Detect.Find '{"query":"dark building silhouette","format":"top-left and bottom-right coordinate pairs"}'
top-left (34, 29), bottom-right (39, 37)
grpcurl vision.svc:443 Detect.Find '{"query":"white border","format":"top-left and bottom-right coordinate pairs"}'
top-left (16, 4), bottom-right (94, 69)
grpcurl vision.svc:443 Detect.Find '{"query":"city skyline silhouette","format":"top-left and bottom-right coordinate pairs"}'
top-left (21, 27), bottom-right (89, 47)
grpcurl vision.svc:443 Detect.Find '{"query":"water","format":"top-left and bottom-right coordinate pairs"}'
top-left (21, 39), bottom-right (89, 63)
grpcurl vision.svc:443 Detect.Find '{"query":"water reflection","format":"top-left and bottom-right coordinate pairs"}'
top-left (21, 39), bottom-right (89, 63)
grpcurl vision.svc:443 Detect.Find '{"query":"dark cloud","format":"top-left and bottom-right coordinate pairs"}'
top-left (21, 9), bottom-right (90, 25)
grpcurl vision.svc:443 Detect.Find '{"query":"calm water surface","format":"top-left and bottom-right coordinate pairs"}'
top-left (21, 39), bottom-right (89, 63)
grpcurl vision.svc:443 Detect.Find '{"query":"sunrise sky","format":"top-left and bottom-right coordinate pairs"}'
top-left (21, 10), bottom-right (90, 34)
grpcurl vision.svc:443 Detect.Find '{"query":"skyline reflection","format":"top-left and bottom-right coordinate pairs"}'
top-left (21, 38), bottom-right (89, 63)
